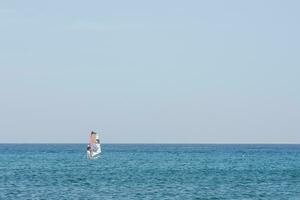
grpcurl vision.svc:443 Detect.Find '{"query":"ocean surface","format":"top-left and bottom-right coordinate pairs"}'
top-left (0, 144), bottom-right (299, 200)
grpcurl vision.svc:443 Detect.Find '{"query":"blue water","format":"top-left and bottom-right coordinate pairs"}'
top-left (0, 144), bottom-right (300, 199)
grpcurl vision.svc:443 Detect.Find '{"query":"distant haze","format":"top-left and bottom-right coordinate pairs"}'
top-left (0, 1), bottom-right (299, 143)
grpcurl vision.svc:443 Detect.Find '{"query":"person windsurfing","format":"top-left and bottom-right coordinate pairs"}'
top-left (87, 131), bottom-right (101, 159)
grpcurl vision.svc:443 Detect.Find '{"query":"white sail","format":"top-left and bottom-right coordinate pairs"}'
top-left (93, 133), bottom-right (101, 156)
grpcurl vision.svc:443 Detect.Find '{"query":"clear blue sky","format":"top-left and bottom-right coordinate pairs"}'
top-left (0, 0), bottom-right (299, 143)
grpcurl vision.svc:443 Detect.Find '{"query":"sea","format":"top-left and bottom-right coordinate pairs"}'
top-left (0, 144), bottom-right (299, 200)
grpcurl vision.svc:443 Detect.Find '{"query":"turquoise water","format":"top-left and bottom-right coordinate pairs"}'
top-left (0, 144), bottom-right (300, 199)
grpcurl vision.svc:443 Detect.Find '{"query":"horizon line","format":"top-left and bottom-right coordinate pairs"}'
top-left (0, 142), bottom-right (300, 145)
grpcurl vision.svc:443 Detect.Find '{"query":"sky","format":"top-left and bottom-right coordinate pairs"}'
top-left (0, 0), bottom-right (299, 143)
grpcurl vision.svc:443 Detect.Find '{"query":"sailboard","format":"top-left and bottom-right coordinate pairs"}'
top-left (87, 131), bottom-right (101, 159)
